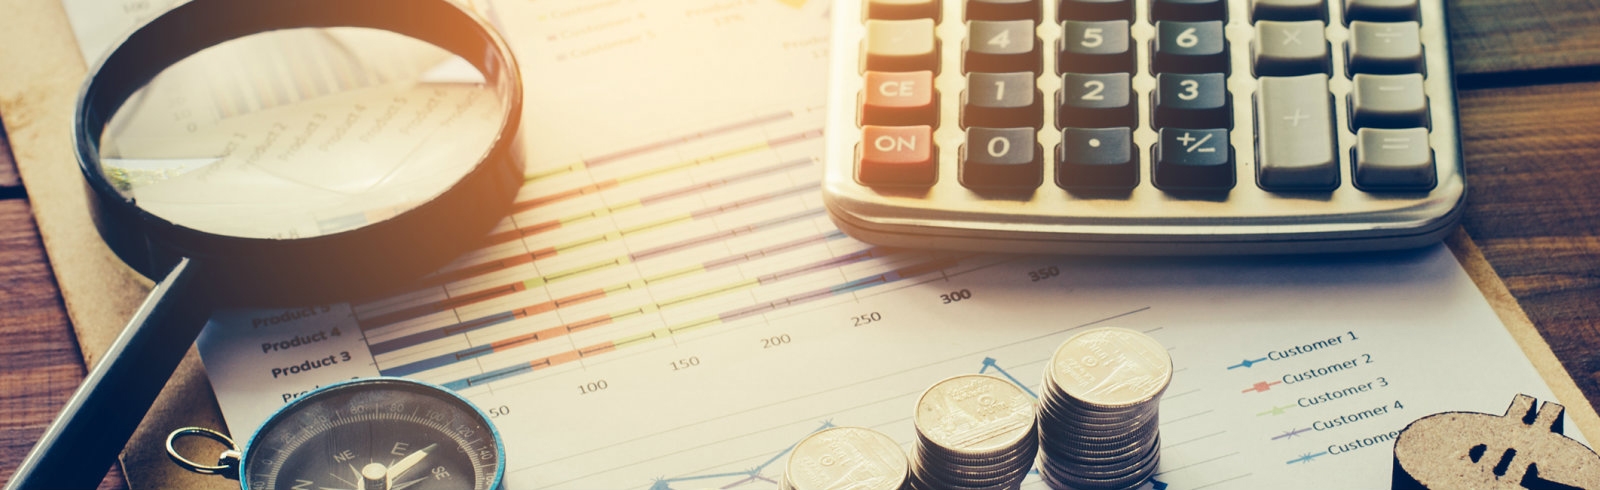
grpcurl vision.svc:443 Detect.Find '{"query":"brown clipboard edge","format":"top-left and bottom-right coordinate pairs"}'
top-left (1, 0), bottom-right (1597, 486)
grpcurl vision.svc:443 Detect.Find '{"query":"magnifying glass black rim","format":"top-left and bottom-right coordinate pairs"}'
top-left (74, 0), bottom-right (525, 304)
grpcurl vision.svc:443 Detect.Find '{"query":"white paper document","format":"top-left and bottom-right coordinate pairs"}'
top-left (59, 0), bottom-right (1583, 488)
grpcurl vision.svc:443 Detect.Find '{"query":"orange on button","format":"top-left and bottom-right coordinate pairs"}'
top-left (858, 125), bottom-right (937, 187)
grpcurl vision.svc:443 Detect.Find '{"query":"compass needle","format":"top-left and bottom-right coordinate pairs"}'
top-left (389, 443), bottom-right (439, 479)
top-left (393, 475), bottom-right (432, 490)
top-left (349, 463), bottom-right (365, 490)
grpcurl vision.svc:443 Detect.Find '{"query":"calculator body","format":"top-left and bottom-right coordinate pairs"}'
top-left (823, 0), bottom-right (1465, 255)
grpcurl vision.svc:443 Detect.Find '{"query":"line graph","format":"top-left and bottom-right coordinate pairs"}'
top-left (325, 107), bottom-right (999, 398)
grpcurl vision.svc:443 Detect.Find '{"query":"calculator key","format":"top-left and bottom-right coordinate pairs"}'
top-left (866, 0), bottom-right (942, 20)
top-left (1152, 0), bottom-right (1227, 21)
top-left (966, 20), bottom-right (1043, 73)
top-left (1250, 0), bottom-right (1327, 21)
top-left (1059, 20), bottom-right (1134, 74)
top-left (1057, 127), bottom-right (1138, 190)
top-left (1153, 21), bottom-right (1229, 74)
top-left (1350, 73), bottom-right (1428, 129)
top-left (858, 125), bottom-right (938, 186)
top-left (1343, 0), bottom-right (1419, 23)
top-left (964, 72), bottom-right (1043, 128)
top-left (1154, 128), bottom-right (1235, 192)
top-left (1058, 72), bottom-right (1136, 128)
top-left (1252, 20), bottom-right (1331, 76)
top-left (1058, 0), bottom-right (1133, 21)
top-left (961, 127), bottom-right (1044, 190)
top-left (967, 0), bottom-right (1040, 21)
top-left (1154, 73), bottom-right (1230, 129)
top-left (1353, 128), bottom-right (1435, 191)
top-left (861, 71), bottom-right (939, 126)
top-left (1256, 75), bottom-right (1339, 191)
top-left (1346, 21), bottom-right (1423, 75)
top-left (864, 19), bottom-right (940, 73)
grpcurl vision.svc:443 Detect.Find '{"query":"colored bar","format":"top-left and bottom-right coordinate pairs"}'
top-left (410, 183), bottom-right (819, 291)
top-left (520, 111), bottom-right (794, 183)
top-left (360, 229), bottom-right (844, 337)
top-left (429, 255), bottom-right (963, 388)
top-left (379, 249), bottom-right (889, 374)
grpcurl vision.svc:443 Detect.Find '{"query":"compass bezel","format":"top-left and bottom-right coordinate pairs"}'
top-left (236, 377), bottom-right (505, 490)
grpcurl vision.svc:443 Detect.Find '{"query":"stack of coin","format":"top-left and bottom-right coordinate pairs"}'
top-left (1037, 327), bottom-right (1172, 490)
top-left (908, 374), bottom-right (1038, 490)
top-left (782, 426), bottom-right (910, 490)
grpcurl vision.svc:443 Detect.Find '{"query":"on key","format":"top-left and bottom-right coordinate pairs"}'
top-left (964, 72), bottom-right (1042, 128)
top-left (966, 20), bottom-right (1042, 73)
top-left (961, 127), bottom-right (1043, 190)
top-left (1152, 0), bottom-right (1227, 21)
top-left (1154, 21), bottom-right (1229, 74)
top-left (858, 125), bottom-right (938, 187)
top-left (1154, 73), bottom-right (1230, 128)
top-left (1058, 127), bottom-right (1138, 191)
top-left (862, 71), bottom-right (939, 127)
top-left (1154, 128), bottom-right (1235, 192)
top-left (1058, 72), bottom-right (1136, 128)
top-left (1059, 20), bottom-right (1134, 74)
top-left (967, 0), bottom-right (1041, 21)
top-left (1058, 0), bottom-right (1133, 21)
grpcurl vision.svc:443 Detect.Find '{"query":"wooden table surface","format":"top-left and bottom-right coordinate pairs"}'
top-left (2, 1), bottom-right (1598, 487)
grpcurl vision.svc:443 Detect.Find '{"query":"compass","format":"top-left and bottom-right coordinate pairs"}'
top-left (168, 378), bottom-right (504, 490)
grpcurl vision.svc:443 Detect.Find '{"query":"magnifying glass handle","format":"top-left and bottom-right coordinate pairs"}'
top-left (7, 258), bottom-right (216, 490)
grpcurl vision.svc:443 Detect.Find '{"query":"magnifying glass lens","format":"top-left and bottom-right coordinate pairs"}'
top-left (11, 3), bottom-right (524, 486)
top-left (97, 27), bottom-right (508, 239)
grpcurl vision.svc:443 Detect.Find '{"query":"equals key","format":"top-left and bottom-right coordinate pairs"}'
top-left (1354, 128), bottom-right (1435, 191)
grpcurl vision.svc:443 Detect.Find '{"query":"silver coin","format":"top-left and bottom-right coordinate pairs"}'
top-left (1045, 328), bottom-right (1172, 410)
top-left (783, 427), bottom-right (909, 490)
top-left (1044, 451), bottom-right (1160, 490)
top-left (914, 375), bottom-right (1036, 457)
top-left (1040, 456), bottom-right (1158, 490)
top-left (911, 453), bottom-right (1030, 490)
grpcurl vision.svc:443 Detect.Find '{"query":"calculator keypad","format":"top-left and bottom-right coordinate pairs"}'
top-left (836, 0), bottom-right (1461, 253)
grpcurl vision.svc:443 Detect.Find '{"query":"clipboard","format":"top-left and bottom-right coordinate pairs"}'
top-left (1, 1), bottom-right (1595, 488)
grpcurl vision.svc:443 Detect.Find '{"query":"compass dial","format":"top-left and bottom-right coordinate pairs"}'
top-left (240, 379), bottom-right (502, 490)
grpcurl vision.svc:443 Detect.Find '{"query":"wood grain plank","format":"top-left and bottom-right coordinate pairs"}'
top-left (0, 198), bottom-right (126, 489)
top-left (1450, 0), bottom-right (1600, 77)
top-left (1459, 80), bottom-right (1600, 408)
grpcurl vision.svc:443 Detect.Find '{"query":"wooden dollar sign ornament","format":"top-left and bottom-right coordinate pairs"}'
top-left (1393, 394), bottom-right (1600, 489)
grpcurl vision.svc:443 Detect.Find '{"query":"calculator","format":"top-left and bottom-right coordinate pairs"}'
top-left (822, 0), bottom-right (1465, 254)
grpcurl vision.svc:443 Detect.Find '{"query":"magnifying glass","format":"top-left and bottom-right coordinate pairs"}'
top-left (9, 0), bottom-right (522, 487)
